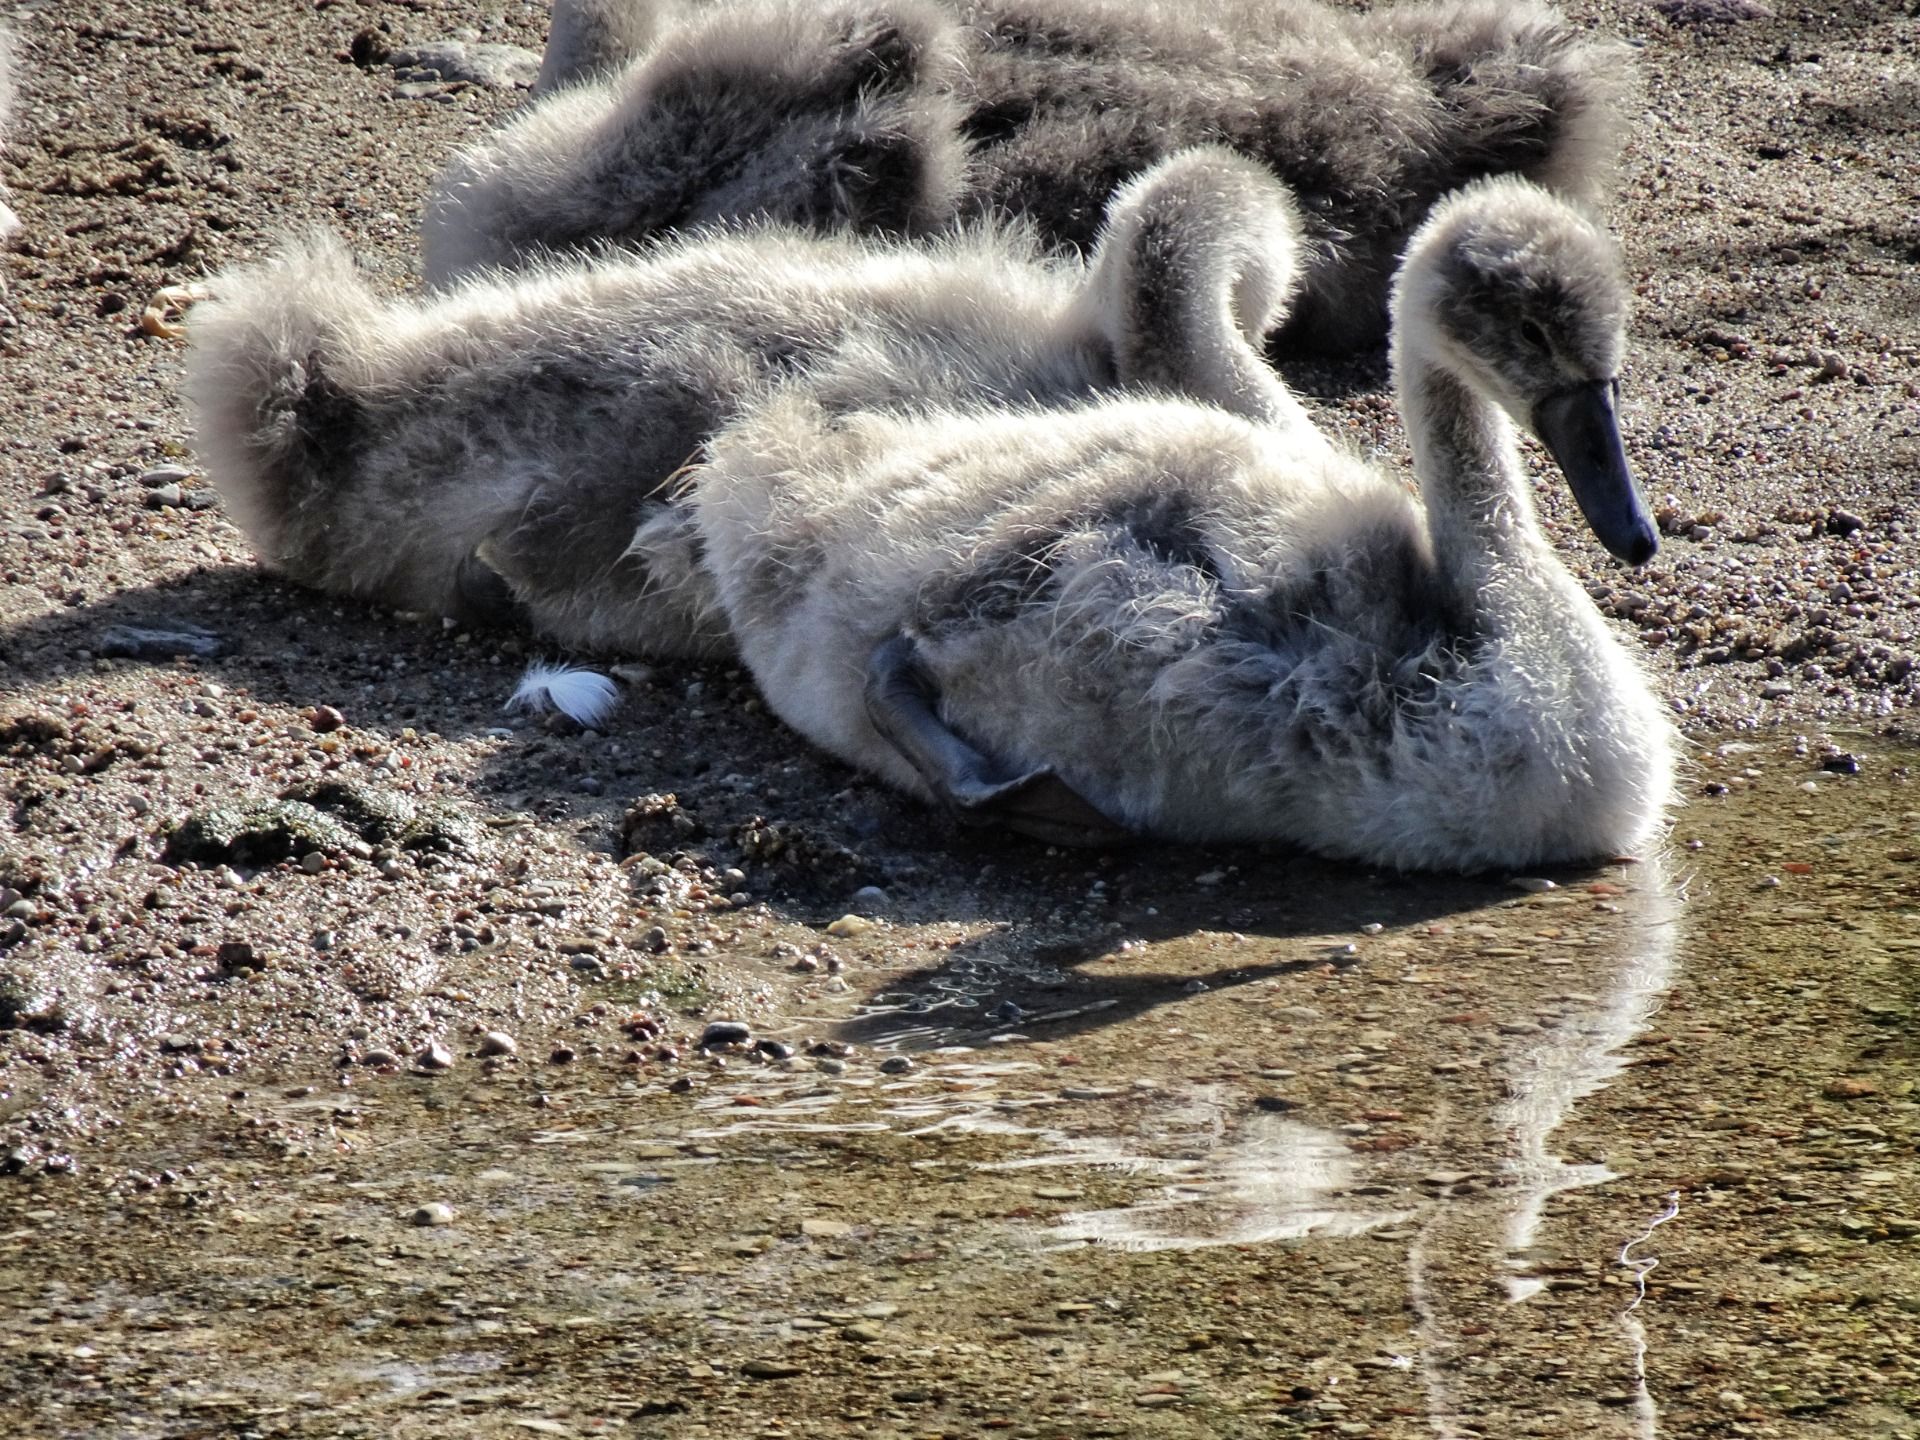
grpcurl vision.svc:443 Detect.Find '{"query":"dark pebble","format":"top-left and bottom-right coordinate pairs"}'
top-left (96, 622), bottom-right (225, 659)
top-left (699, 1021), bottom-right (751, 1051)
top-left (879, 1056), bottom-right (914, 1075)
top-left (1820, 753), bottom-right (1861, 775)
top-left (754, 1038), bottom-right (794, 1061)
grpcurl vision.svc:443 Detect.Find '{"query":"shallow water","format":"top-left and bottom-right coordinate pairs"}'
top-left (4, 734), bottom-right (1917, 1438)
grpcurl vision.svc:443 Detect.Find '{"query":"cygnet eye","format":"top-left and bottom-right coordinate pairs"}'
top-left (1518, 318), bottom-right (1550, 353)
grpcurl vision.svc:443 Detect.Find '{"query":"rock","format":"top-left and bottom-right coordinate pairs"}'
top-left (1823, 1077), bottom-right (1876, 1099)
top-left (826, 914), bottom-right (874, 938)
top-left (846, 885), bottom-right (890, 915)
top-left (741, 1358), bottom-right (805, 1380)
top-left (96, 622), bottom-right (225, 659)
top-left (416, 1040), bottom-right (456, 1071)
top-left (477, 1031), bottom-right (518, 1058)
top-left (386, 40), bottom-right (540, 90)
top-left (699, 1021), bottom-right (751, 1051)
top-left (215, 940), bottom-right (266, 974)
top-left (879, 1055), bottom-right (913, 1075)
top-left (410, 1202), bottom-right (455, 1227)
top-left (801, 1218), bottom-right (854, 1238)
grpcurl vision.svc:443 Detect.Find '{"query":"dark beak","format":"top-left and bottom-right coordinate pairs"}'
top-left (1531, 381), bottom-right (1657, 566)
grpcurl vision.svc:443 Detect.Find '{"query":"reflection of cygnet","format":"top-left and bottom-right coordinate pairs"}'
top-left (428, 0), bottom-right (1635, 352)
top-left (187, 149), bottom-right (1302, 657)
top-left (697, 179), bottom-right (1673, 869)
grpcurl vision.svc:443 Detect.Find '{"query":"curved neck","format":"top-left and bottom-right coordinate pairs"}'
top-left (1397, 348), bottom-right (1548, 607)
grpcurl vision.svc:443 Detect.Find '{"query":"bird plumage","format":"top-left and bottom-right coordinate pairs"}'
top-left (425, 0), bottom-right (1635, 351)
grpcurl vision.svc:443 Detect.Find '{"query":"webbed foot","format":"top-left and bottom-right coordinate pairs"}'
top-left (454, 549), bottom-right (531, 631)
top-left (863, 633), bottom-right (1132, 848)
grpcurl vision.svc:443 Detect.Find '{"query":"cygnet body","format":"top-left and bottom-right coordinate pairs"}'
top-left (693, 177), bottom-right (1673, 870)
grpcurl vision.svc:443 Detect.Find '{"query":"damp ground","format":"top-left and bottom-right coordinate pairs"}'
top-left (3, 733), bottom-right (1915, 1439)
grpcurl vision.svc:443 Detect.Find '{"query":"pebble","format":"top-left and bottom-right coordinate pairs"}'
top-left (879, 1055), bottom-right (914, 1074)
top-left (801, 1218), bottom-right (854, 1238)
top-left (740, 1358), bottom-right (805, 1380)
top-left (298, 852), bottom-right (327, 874)
top-left (753, 1038), bottom-right (794, 1061)
top-left (96, 622), bottom-right (225, 659)
top-left (699, 1020), bottom-right (752, 1051)
top-left (385, 39), bottom-right (540, 89)
top-left (840, 1322), bottom-right (885, 1343)
top-left (847, 885), bottom-right (891, 915)
top-left (410, 1202), bottom-right (455, 1227)
top-left (826, 914), bottom-right (874, 938)
top-left (360, 1048), bottom-right (400, 1069)
top-left (416, 1041), bottom-right (456, 1071)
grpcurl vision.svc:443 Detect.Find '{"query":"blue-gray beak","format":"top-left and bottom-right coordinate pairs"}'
top-left (1532, 380), bottom-right (1657, 566)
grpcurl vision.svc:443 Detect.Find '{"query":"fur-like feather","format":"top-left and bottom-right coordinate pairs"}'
top-left (693, 178), bottom-right (1674, 870)
top-left (506, 662), bottom-right (622, 728)
top-left (427, 0), bottom-right (1636, 350)
top-left (0, 24), bottom-right (19, 245)
top-left (191, 149), bottom-right (1300, 652)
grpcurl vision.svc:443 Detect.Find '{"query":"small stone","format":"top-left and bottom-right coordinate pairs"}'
top-left (385, 39), bottom-right (540, 89)
top-left (215, 940), bottom-right (264, 973)
top-left (802, 1218), bottom-right (854, 1238)
top-left (847, 885), bottom-right (891, 916)
top-left (548, 1046), bottom-right (577, 1065)
top-left (416, 1040), bottom-right (456, 1071)
top-left (840, 1322), bottom-right (885, 1343)
top-left (826, 914), bottom-right (873, 938)
top-left (305, 705), bottom-right (347, 733)
top-left (144, 483), bottom-right (186, 509)
top-left (699, 1021), bottom-right (751, 1051)
top-left (1823, 1077), bottom-right (1876, 1099)
top-left (298, 851), bottom-right (327, 874)
top-left (410, 1202), bottom-right (455, 1227)
top-left (360, 1048), bottom-right (400, 1069)
top-left (1509, 876), bottom-right (1557, 893)
top-left (741, 1358), bottom-right (805, 1380)
top-left (814, 1057), bottom-right (847, 1075)
top-left (879, 1055), bottom-right (914, 1075)
top-left (753, 1038), bottom-right (794, 1061)
top-left (478, 1030), bottom-right (519, 1057)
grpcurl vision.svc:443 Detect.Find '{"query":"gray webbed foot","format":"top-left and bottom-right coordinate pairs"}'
top-left (454, 550), bottom-right (531, 631)
top-left (863, 633), bottom-right (1132, 848)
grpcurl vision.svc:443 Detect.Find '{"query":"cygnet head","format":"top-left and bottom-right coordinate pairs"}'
top-left (1392, 176), bottom-right (1656, 566)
